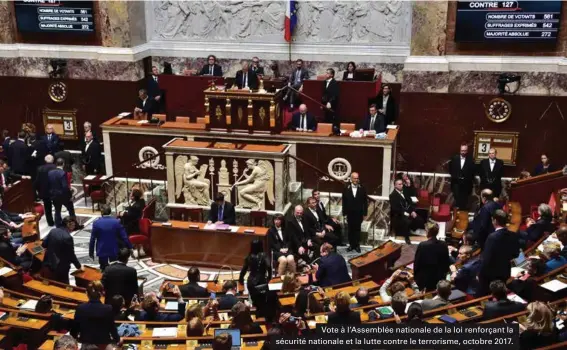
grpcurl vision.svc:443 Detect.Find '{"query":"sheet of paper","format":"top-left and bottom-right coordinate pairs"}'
top-left (386, 124), bottom-right (398, 129)
top-left (268, 283), bottom-right (283, 291)
top-left (84, 175), bottom-right (96, 180)
top-left (197, 282), bottom-right (208, 288)
top-left (507, 293), bottom-right (527, 304)
top-left (541, 279), bottom-right (567, 292)
top-left (411, 196), bottom-right (419, 203)
top-left (152, 327), bottom-right (178, 337)
top-left (137, 120), bottom-right (149, 124)
top-left (0, 267), bottom-right (13, 276)
top-left (164, 301), bottom-right (178, 311)
top-left (203, 224), bottom-right (216, 230)
top-left (118, 112), bottom-right (130, 117)
top-left (19, 300), bottom-right (38, 311)
top-left (99, 176), bottom-right (109, 181)
top-left (511, 267), bottom-right (526, 278)
top-left (230, 226), bottom-right (240, 232)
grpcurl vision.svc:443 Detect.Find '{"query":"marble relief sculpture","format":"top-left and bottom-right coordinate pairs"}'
top-left (174, 155), bottom-right (211, 206)
top-left (234, 159), bottom-right (275, 210)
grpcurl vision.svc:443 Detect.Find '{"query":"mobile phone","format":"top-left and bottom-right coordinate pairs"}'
top-left (167, 283), bottom-right (175, 290)
top-left (288, 316), bottom-right (299, 323)
top-left (210, 292), bottom-right (216, 299)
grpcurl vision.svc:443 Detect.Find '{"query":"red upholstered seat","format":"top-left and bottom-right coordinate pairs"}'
top-left (130, 218), bottom-right (151, 257)
top-left (90, 190), bottom-right (106, 211)
top-left (431, 204), bottom-right (451, 222)
top-left (33, 203), bottom-right (45, 218)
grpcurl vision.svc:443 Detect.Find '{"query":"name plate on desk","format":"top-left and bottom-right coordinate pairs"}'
top-left (244, 229), bottom-right (255, 234)
top-left (189, 224), bottom-right (200, 229)
top-left (161, 222), bottom-right (172, 227)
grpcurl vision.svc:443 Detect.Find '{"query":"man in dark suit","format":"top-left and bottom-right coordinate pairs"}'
top-left (286, 205), bottom-right (315, 264)
top-left (81, 131), bottom-right (102, 175)
top-left (312, 189), bottom-right (343, 246)
top-left (287, 104), bottom-right (317, 131)
top-left (199, 55), bottom-right (223, 77)
top-left (479, 148), bottom-right (504, 197)
top-left (389, 179), bottom-right (422, 245)
top-left (179, 267), bottom-right (209, 298)
top-left (134, 89), bottom-right (155, 120)
top-left (53, 150), bottom-right (73, 173)
top-left (42, 216), bottom-right (83, 284)
top-left (82, 121), bottom-right (97, 143)
top-left (478, 210), bottom-right (520, 296)
top-left (350, 287), bottom-right (378, 309)
top-left (0, 227), bottom-right (30, 268)
top-left (217, 280), bottom-right (239, 310)
top-left (89, 205), bottom-right (132, 270)
top-left (448, 143), bottom-right (476, 210)
top-left (285, 59), bottom-right (309, 110)
top-left (304, 197), bottom-right (338, 247)
top-left (414, 224), bottom-right (450, 291)
top-left (48, 158), bottom-right (75, 227)
top-left (482, 280), bottom-right (526, 320)
top-left (471, 189), bottom-right (502, 249)
top-left (421, 280), bottom-right (452, 311)
top-left (322, 68), bottom-right (339, 126)
top-left (137, 284), bottom-right (186, 321)
top-left (102, 248), bottom-right (138, 307)
top-left (451, 245), bottom-right (481, 296)
top-left (0, 159), bottom-right (26, 190)
top-left (234, 61), bottom-right (259, 90)
top-left (313, 243), bottom-right (351, 287)
top-left (359, 104), bottom-right (386, 133)
top-left (147, 66), bottom-right (163, 112)
top-left (40, 124), bottom-right (60, 155)
top-left (519, 203), bottom-right (554, 247)
top-left (119, 188), bottom-right (145, 235)
top-left (208, 193), bottom-right (236, 225)
top-left (7, 131), bottom-right (30, 175)
top-left (35, 155), bottom-right (57, 226)
top-left (28, 133), bottom-right (46, 181)
top-left (372, 84), bottom-right (397, 125)
top-left (251, 57), bottom-right (264, 76)
top-left (342, 172), bottom-right (367, 253)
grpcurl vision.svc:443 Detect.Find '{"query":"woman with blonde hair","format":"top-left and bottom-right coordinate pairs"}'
top-left (281, 272), bottom-right (301, 294)
top-left (327, 291), bottom-right (361, 325)
top-left (519, 301), bottom-right (558, 350)
top-left (185, 302), bottom-right (204, 322)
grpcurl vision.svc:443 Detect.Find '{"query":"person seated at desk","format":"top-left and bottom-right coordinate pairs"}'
top-left (328, 291), bottom-right (361, 325)
top-left (342, 61), bottom-right (356, 81)
top-left (519, 301), bottom-right (559, 350)
top-left (179, 266), bottom-right (209, 298)
top-left (359, 104), bottom-right (385, 134)
top-left (421, 280), bottom-right (452, 311)
top-left (391, 291), bottom-right (408, 317)
top-left (542, 242), bottom-right (567, 273)
top-left (287, 104), bottom-right (317, 132)
top-left (313, 243), bottom-right (351, 288)
top-left (218, 280), bottom-right (239, 310)
top-left (451, 245), bottom-right (481, 296)
top-left (208, 192), bottom-right (236, 225)
top-left (0, 197), bottom-right (32, 244)
top-left (389, 178), bottom-right (424, 245)
top-left (371, 84), bottom-right (397, 125)
top-left (233, 61), bottom-right (258, 90)
top-left (508, 258), bottom-right (546, 303)
top-left (414, 224), bottom-right (450, 292)
top-left (213, 333), bottom-right (232, 350)
top-left (268, 214), bottom-right (296, 276)
top-left (0, 227), bottom-right (29, 268)
top-left (534, 153), bottom-right (556, 176)
top-left (251, 56), bottom-right (264, 76)
top-left (481, 280), bottom-right (526, 321)
top-left (470, 189), bottom-right (502, 250)
top-left (119, 188), bottom-right (145, 236)
top-left (0, 159), bottom-right (30, 189)
top-left (518, 203), bottom-right (554, 248)
top-left (134, 89), bottom-right (155, 120)
top-left (137, 284), bottom-right (186, 321)
top-left (350, 287), bottom-right (377, 309)
top-left (186, 318), bottom-right (205, 337)
top-left (35, 295), bottom-right (71, 332)
top-left (230, 302), bottom-right (263, 334)
top-left (110, 295), bottom-right (137, 321)
top-left (379, 269), bottom-right (419, 303)
top-left (200, 54), bottom-right (223, 77)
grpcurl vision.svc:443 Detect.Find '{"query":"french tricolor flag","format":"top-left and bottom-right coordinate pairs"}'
top-left (284, 0), bottom-right (297, 42)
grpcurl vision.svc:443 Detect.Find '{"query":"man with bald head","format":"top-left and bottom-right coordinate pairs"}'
top-left (342, 172), bottom-right (368, 253)
top-left (288, 104), bottom-right (317, 132)
top-left (36, 154), bottom-right (57, 226)
top-left (286, 204), bottom-right (317, 265)
top-left (81, 131), bottom-right (102, 175)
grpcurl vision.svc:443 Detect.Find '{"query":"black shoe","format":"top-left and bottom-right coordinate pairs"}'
top-left (405, 238), bottom-right (411, 245)
top-left (346, 246), bottom-right (354, 252)
top-left (355, 247), bottom-right (361, 253)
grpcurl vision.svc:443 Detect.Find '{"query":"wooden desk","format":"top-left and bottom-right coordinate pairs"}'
top-left (71, 266), bottom-right (102, 288)
top-left (161, 121), bottom-right (207, 130)
top-left (151, 221), bottom-right (268, 268)
top-left (24, 280), bottom-right (90, 304)
top-left (313, 280), bottom-right (379, 302)
top-left (509, 170), bottom-right (567, 213)
top-left (164, 280), bottom-right (246, 295)
top-left (349, 241), bottom-right (402, 283)
top-left (2, 179), bottom-right (35, 213)
top-left (0, 312), bottom-right (49, 330)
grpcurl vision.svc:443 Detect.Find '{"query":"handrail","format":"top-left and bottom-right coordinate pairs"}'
top-left (286, 153), bottom-right (341, 185)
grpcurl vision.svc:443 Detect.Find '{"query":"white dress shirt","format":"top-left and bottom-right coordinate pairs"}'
top-left (243, 72), bottom-right (248, 88)
top-left (489, 159), bottom-right (495, 172)
top-left (351, 185), bottom-right (358, 197)
top-left (85, 140), bottom-right (92, 152)
top-left (460, 156), bottom-right (465, 169)
top-left (326, 79), bottom-right (332, 88)
top-left (142, 97), bottom-right (147, 107)
top-left (309, 208), bottom-right (319, 221)
top-left (296, 218), bottom-right (304, 231)
top-left (382, 95), bottom-right (389, 110)
top-left (277, 227), bottom-right (284, 242)
top-left (347, 72), bottom-right (354, 79)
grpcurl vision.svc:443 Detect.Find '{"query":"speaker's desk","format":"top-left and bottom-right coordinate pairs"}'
top-left (151, 221), bottom-right (268, 268)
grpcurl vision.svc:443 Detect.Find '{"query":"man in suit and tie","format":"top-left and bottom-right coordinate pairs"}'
top-left (481, 280), bottom-right (526, 320)
top-left (287, 104), bottom-right (317, 132)
top-left (421, 280), bottom-right (452, 311)
top-left (312, 189), bottom-right (343, 245)
top-left (313, 243), bottom-right (351, 287)
top-left (285, 59), bottom-right (309, 110)
top-left (81, 131), bottom-right (102, 175)
top-left (35, 155), bottom-right (57, 226)
top-left (199, 54), bottom-right (223, 77)
top-left (251, 57), bottom-right (264, 76)
top-left (0, 160), bottom-right (28, 190)
top-left (7, 131), bottom-right (30, 175)
top-left (179, 267), bottom-right (209, 298)
top-left (471, 189), bottom-right (502, 249)
top-left (42, 216), bottom-right (83, 284)
top-left (479, 148), bottom-right (504, 198)
top-left (449, 143), bottom-right (476, 210)
top-left (102, 248), bottom-right (138, 307)
top-left (48, 158), bottom-right (75, 227)
top-left (89, 205), bottom-right (132, 270)
top-left (322, 68), bottom-right (339, 126)
top-left (217, 280), bottom-right (239, 310)
top-left (451, 245), bottom-right (481, 296)
top-left (389, 179), bottom-right (421, 245)
top-left (82, 121), bottom-right (97, 143)
top-left (147, 66), bottom-right (163, 112)
top-left (304, 197), bottom-right (338, 247)
top-left (414, 224), bottom-right (450, 291)
top-left (40, 124), bottom-right (60, 155)
top-left (372, 84), bottom-right (397, 125)
top-left (208, 193), bottom-right (236, 225)
top-left (286, 205), bottom-right (315, 264)
top-left (478, 210), bottom-right (520, 296)
top-left (234, 61), bottom-right (258, 90)
top-left (134, 89), bottom-right (155, 120)
top-left (359, 104), bottom-right (386, 133)
top-left (342, 172), bottom-right (368, 253)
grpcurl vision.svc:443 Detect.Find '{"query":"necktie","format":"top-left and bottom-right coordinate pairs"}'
top-left (218, 206), bottom-right (223, 221)
top-left (301, 114), bottom-right (306, 130)
top-left (370, 115), bottom-right (376, 130)
top-left (154, 76), bottom-right (158, 82)
top-left (48, 134), bottom-right (51, 141)
top-left (243, 73), bottom-right (247, 88)
top-left (209, 66), bottom-right (213, 75)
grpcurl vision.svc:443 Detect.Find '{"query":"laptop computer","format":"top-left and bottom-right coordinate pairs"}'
top-left (214, 328), bottom-right (241, 348)
top-left (513, 251), bottom-right (529, 268)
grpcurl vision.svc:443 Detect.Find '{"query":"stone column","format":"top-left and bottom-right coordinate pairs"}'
top-left (98, 0), bottom-right (146, 48)
top-left (381, 145), bottom-right (392, 197)
top-left (410, 1), bottom-right (449, 56)
top-left (102, 131), bottom-right (113, 175)
top-left (165, 152), bottom-right (175, 204)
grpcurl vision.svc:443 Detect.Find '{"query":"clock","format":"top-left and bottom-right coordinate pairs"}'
top-left (485, 97), bottom-right (511, 123)
top-left (48, 81), bottom-right (67, 103)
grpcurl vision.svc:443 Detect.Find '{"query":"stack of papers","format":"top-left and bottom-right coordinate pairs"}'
top-left (84, 175), bottom-right (96, 180)
top-left (268, 283), bottom-right (283, 291)
top-left (118, 112), bottom-right (131, 117)
top-left (152, 327), bottom-right (177, 337)
top-left (0, 267), bottom-right (13, 276)
top-left (137, 120), bottom-right (149, 124)
top-left (197, 282), bottom-right (208, 288)
top-left (511, 267), bottom-right (526, 278)
top-left (19, 300), bottom-right (38, 311)
top-left (164, 301), bottom-right (178, 311)
top-left (541, 279), bottom-right (567, 292)
top-left (507, 293), bottom-right (527, 304)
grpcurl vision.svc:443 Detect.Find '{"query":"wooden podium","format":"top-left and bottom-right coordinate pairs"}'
top-left (349, 241), bottom-right (402, 283)
top-left (204, 86), bottom-right (285, 133)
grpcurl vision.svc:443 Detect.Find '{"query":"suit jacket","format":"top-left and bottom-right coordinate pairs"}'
top-left (147, 75), bottom-right (162, 99)
top-left (90, 216), bottom-right (132, 258)
top-left (289, 68), bottom-right (309, 87)
top-left (179, 282), bottom-right (209, 298)
top-left (359, 113), bottom-right (385, 133)
top-left (209, 201), bottom-right (236, 225)
top-left (327, 310), bottom-right (361, 325)
top-left (479, 158), bottom-right (504, 189)
top-left (34, 163), bottom-right (56, 198)
top-left (316, 253), bottom-right (351, 287)
top-left (136, 97), bottom-right (155, 118)
top-left (342, 184), bottom-right (368, 218)
top-left (288, 112), bottom-right (317, 131)
top-left (53, 150), bottom-right (73, 172)
top-left (525, 217), bottom-right (554, 243)
top-left (102, 262), bottom-right (138, 307)
top-left (414, 238), bottom-right (450, 291)
top-left (480, 228), bottom-right (520, 281)
top-left (342, 71), bottom-right (355, 81)
top-left (534, 163), bottom-right (555, 176)
top-left (0, 237), bottom-right (20, 266)
top-left (421, 297), bottom-right (450, 312)
top-left (42, 227), bottom-right (81, 272)
top-left (29, 139), bottom-right (46, 168)
top-left (482, 299), bottom-right (526, 320)
top-left (285, 216), bottom-right (310, 253)
top-left (372, 94), bottom-right (397, 125)
top-left (389, 190), bottom-right (414, 219)
top-left (218, 294), bottom-right (239, 311)
top-left (40, 134), bottom-right (60, 155)
top-left (2, 168), bottom-right (22, 186)
top-left (268, 226), bottom-right (291, 254)
top-left (82, 140), bottom-right (102, 172)
top-left (448, 155), bottom-right (476, 188)
top-left (303, 207), bottom-right (323, 234)
top-left (251, 66), bottom-right (264, 76)
top-left (316, 200), bottom-right (328, 223)
top-left (235, 69), bottom-right (259, 90)
top-left (0, 210), bottom-right (22, 225)
top-left (471, 200), bottom-right (502, 249)
top-left (122, 198), bottom-right (145, 234)
top-left (136, 302), bottom-right (185, 322)
top-left (199, 64), bottom-right (223, 77)
top-left (7, 139), bottom-right (29, 174)
top-left (71, 300), bottom-right (120, 344)
top-left (322, 79), bottom-right (339, 109)
top-left (454, 258), bottom-right (481, 295)
top-left (47, 168), bottom-right (71, 201)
